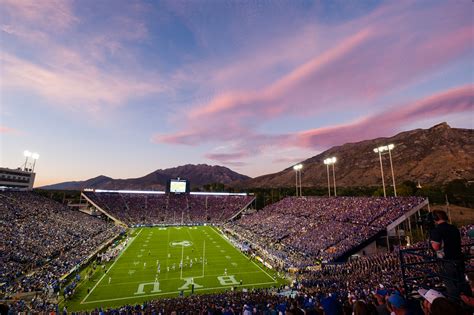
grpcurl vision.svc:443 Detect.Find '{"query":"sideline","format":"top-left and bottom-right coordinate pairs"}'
top-left (80, 229), bottom-right (143, 304)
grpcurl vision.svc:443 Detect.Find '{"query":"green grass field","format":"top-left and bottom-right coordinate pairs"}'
top-left (64, 226), bottom-right (283, 311)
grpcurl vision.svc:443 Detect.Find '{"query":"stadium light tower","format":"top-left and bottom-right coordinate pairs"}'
top-left (299, 164), bottom-right (303, 197)
top-left (373, 144), bottom-right (397, 197)
top-left (374, 146), bottom-right (387, 197)
top-left (323, 159), bottom-right (331, 196)
top-left (293, 164), bottom-right (303, 197)
top-left (31, 153), bottom-right (40, 172)
top-left (323, 157), bottom-right (337, 196)
top-left (23, 150), bottom-right (32, 171)
top-left (387, 144), bottom-right (397, 197)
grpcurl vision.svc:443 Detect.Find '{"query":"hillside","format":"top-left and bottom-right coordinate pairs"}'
top-left (235, 123), bottom-right (473, 188)
top-left (40, 164), bottom-right (250, 190)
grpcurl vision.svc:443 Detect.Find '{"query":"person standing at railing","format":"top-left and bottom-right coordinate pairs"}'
top-left (430, 210), bottom-right (472, 300)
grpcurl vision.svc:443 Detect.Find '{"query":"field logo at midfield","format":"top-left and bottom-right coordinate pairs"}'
top-left (169, 240), bottom-right (193, 247)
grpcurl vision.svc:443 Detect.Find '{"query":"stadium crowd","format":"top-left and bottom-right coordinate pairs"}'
top-left (7, 224), bottom-right (472, 314)
top-left (0, 192), bottom-right (124, 296)
top-left (2, 191), bottom-right (472, 314)
top-left (225, 197), bottom-right (425, 266)
top-left (84, 192), bottom-right (253, 226)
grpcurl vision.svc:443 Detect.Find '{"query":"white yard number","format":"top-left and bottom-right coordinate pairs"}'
top-left (178, 278), bottom-right (203, 290)
top-left (217, 275), bottom-right (239, 286)
top-left (134, 282), bottom-right (161, 295)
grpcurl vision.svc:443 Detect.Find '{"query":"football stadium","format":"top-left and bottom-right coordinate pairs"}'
top-left (2, 1), bottom-right (474, 314)
top-left (2, 174), bottom-right (473, 313)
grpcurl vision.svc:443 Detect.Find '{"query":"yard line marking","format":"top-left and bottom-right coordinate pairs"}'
top-left (81, 229), bottom-right (143, 304)
top-left (82, 281), bottom-right (277, 304)
top-left (209, 227), bottom-right (277, 283)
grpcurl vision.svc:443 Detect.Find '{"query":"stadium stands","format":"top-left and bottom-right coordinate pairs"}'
top-left (83, 191), bottom-right (254, 226)
top-left (0, 192), bottom-right (124, 295)
top-left (225, 196), bottom-right (426, 266)
top-left (1, 191), bottom-right (472, 314)
top-left (8, 225), bottom-right (473, 313)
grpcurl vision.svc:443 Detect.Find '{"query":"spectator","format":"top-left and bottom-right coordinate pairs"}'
top-left (430, 296), bottom-right (468, 315)
top-left (387, 293), bottom-right (409, 315)
top-left (430, 210), bottom-right (471, 299)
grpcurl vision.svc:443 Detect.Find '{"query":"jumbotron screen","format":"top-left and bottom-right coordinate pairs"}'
top-left (169, 179), bottom-right (187, 193)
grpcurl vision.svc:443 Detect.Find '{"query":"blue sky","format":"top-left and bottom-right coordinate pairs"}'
top-left (0, 0), bottom-right (472, 186)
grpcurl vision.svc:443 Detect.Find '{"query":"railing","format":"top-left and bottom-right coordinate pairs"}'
top-left (399, 242), bottom-right (473, 300)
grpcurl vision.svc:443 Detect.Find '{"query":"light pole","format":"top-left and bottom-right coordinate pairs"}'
top-left (293, 164), bottom-right (303, 197)
top-left (332, 158), bottom-right (337, 196)
top-left (373, 147), bottom-right (386, 197)
top-left (294, 165), bottom-right (298, 196)
top-left (387, 144), bottom-right (397, 197)
top-left (323, 157), bottom-right (337, 196)
top-left (23, 150), bottom-right (31, 171)
top-left (374, 144), bottom-right (396, 197)
top-left (31, 153), bottom-right (40, 172)
top-left (299, 165), bottom-right (303, 197)
top-left (323, 159), bottom-right (331, 196)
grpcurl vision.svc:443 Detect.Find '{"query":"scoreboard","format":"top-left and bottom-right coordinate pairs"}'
top-left (167, 179), bottom-right (189, 194)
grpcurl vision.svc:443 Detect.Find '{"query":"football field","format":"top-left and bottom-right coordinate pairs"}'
top-left (68, 226), bottom-right (281, 310)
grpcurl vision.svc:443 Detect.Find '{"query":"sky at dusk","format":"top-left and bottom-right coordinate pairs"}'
top-left (0, 0), bottom-right (473, 187)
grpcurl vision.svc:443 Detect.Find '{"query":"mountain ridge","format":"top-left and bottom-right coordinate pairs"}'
top-left (234, 122), bottom-right (473, 188)
top-left (40, 164), bottom-right (250, 190)
top-left (40, 123), bottom-right (474, 191)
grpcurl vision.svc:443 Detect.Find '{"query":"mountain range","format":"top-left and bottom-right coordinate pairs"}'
top-left (40, 164), bottom-right (250, 190)
top-left (238, 122), bottom-right (473, 188)
top-left (40, 123), bottom-right (473, 190)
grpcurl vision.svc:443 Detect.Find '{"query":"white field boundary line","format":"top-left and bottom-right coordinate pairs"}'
top-left (90, 270), bottom-right (267, 286)
top-left (209, 227), bottom-right (277, 283)
top-left (81, 229), bottom-right (144, 304)
top-left (82, 281), bottom-right (276, 304)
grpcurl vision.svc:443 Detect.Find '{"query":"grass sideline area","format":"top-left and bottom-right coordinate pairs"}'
top-left (63, 226), bottom-right (285, 311)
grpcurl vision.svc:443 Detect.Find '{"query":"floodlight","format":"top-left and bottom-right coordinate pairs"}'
top-left (373, 143), bottom-right (397, 197)
top-left (24, 150), bottom-right (32, 157)
top-left (32, 153), bottom-right (40, 160)
top-left (293, 164), bottom-right (303, 196)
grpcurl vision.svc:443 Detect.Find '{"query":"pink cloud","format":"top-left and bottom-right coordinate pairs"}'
top-left (191, 28), bottom-right (373, 119)
top-left (0, 53), bottom-right (161, 112)
top-left (293, 85), bottom-right (474, 148)
top-left (155, 28), bottom-right (373, 145)
top-left (187, 84), bottom-right (473, 165)
top-left (156, 2), bottom-right (472, 149)
top-left (205, 151), bottom-right (249, 163)
top-left (0, 125), bottom-right (20, 135)
top-left (1, 0), bottom-right (160, 114)
top-left (0, 0), bottom-right (78, 32)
